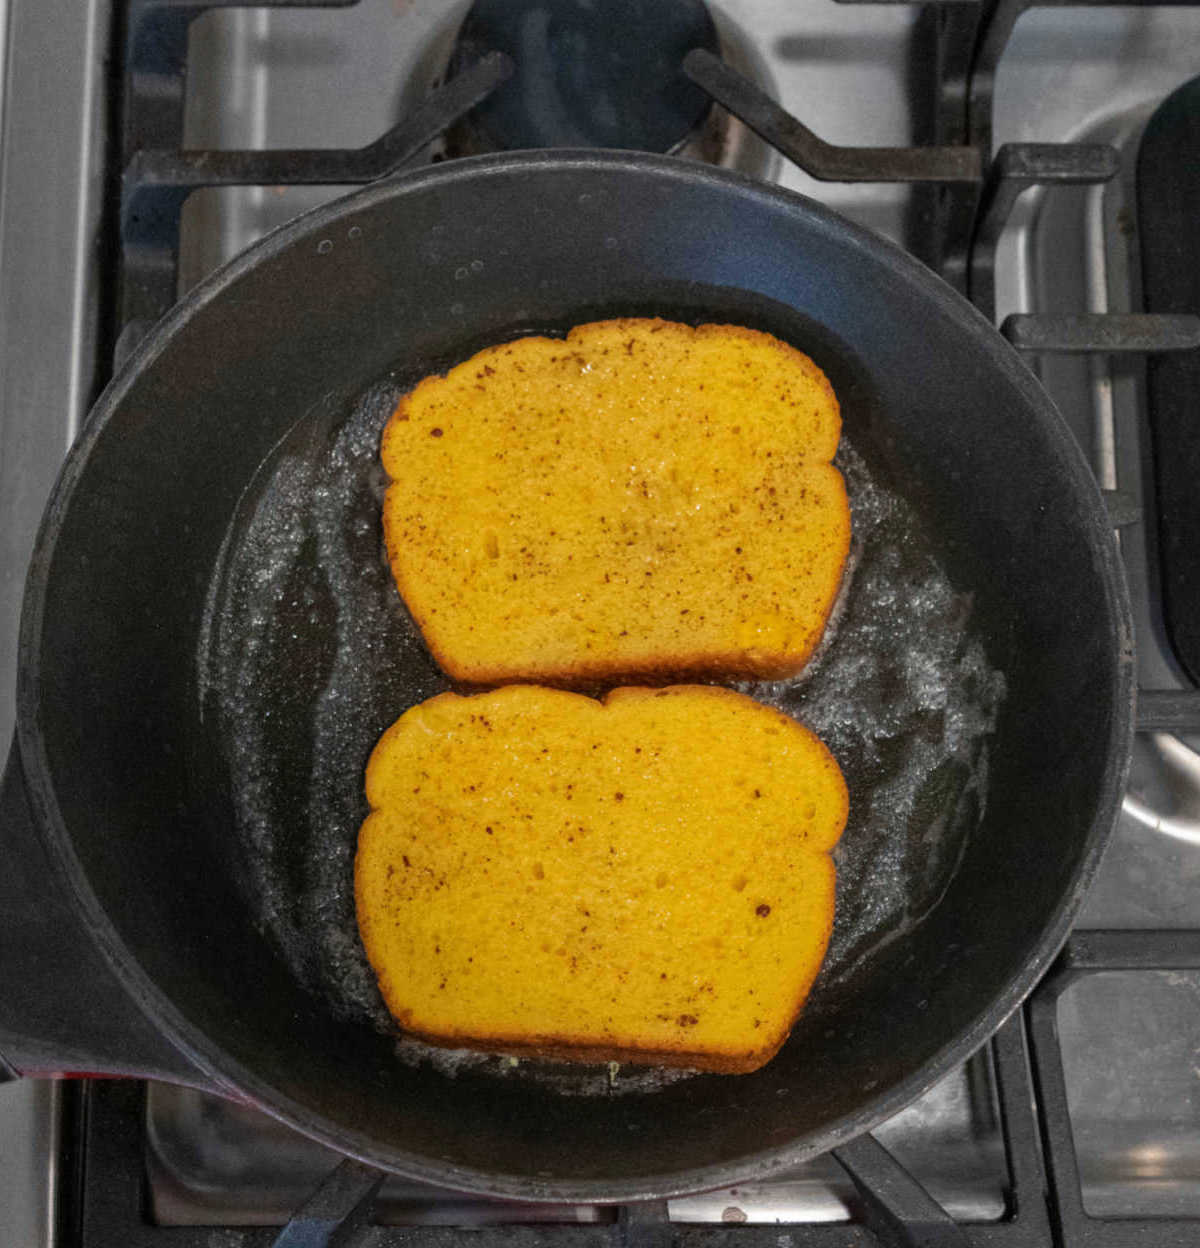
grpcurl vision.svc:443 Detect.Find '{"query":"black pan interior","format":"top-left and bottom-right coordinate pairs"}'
top-left (21, 152), bottom-right (1130, 1198)
top-left (197, 284), bottom-right (1004, 1084)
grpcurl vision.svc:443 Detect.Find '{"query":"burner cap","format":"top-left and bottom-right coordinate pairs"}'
top-left (451, 0), bottom-right (719, 153)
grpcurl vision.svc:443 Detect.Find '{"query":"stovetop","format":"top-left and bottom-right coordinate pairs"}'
top-left (2, 2), bottom-right (1200, 1245)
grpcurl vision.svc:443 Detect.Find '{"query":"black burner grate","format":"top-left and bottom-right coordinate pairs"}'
top-left (59, 1), bottom-right (1200, 1244)
top-left (116, 0), bottom-right (511, 362)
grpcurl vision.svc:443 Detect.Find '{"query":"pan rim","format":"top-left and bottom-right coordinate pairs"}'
top-left (15, 147), bottom-right (1135, 1202)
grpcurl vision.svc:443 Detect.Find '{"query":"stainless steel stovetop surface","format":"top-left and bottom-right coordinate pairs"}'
top-left (2, 1), bottom-right (1200, 1241)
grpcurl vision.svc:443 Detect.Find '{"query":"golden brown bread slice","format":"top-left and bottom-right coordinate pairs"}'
top-left (381, 318), bottom-right (849, 684)
top-left (354, 684), bottom-right (848, 1073)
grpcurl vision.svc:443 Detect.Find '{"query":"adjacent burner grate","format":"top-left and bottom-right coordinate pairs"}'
top-left (66, 0), bottom-right (1200, 1244)
top-left (116, 0), bottom-right (511, 362)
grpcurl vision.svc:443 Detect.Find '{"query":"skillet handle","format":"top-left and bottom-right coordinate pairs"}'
top-left (0, 739), bottom-right (216, 1089)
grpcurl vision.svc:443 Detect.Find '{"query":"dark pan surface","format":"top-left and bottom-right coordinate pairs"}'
top-left (198, 300), bottom-right (1005, 1097)
top-left (18, 151), bottom-right (1133, 1200)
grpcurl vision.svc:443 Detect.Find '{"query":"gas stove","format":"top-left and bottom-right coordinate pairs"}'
top-left (2, 2), bottom-right (1200, 1245)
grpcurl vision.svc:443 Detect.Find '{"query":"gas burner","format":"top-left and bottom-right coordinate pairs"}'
top-left (410, 0), bottom-right (779, 179)
top-left (450, 0), bottom-right (718, 152)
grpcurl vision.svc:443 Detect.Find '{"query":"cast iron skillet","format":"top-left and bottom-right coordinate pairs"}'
top-left (4, 151), bottom-right (1133, 1201)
